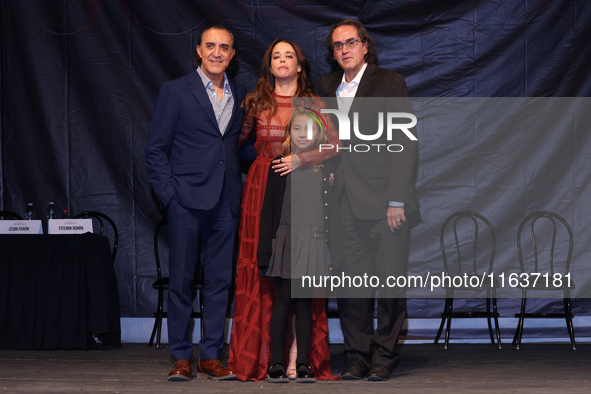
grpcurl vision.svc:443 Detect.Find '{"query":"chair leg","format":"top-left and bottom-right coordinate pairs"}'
top-left (564, 294), bottom-right (576, 350)
top-left (512, 320), bottom-right (518, 346)
top-left (149, 314), bottom-right (158, 347)
top-left (514, 291), bottom-right (526, 349)
top-left (486, 296), bottom-right (495, 345)
top-left (434, 298), bottom-right (450, 345)
top-left (444, 297), bottom-right (454, 349)
top-left (150, 287), bottom-right (165, 349)
top-left (434, 316), bottom-right (446, 345)
top-left (156, 316), bottom-right (163, 349)
top-left (492, 294), bottom-right (502, 349)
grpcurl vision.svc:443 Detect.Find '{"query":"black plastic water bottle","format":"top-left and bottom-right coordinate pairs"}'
top-left (25, 203), bottom-right (35, 220)
top-left (62, 209), bottom-right (70, 219)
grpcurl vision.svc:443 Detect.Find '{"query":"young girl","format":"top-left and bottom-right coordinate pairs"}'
top-left (257, 107), bottom-right (337, 383)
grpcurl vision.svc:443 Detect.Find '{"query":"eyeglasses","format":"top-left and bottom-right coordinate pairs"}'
top-left (332, 39), bottom-right (362, 51)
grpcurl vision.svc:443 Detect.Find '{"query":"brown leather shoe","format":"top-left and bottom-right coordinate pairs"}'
top-left (196, 358), bottom-right (237, 381)
top-left (167, 359), bottom-right (192, 381)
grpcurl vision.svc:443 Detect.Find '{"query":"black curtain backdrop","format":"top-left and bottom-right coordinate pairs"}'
top-left (1, 0), bottom-right (590, 318)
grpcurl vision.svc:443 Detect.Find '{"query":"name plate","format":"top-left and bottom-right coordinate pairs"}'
top-left (48, 219), bottom-right (93, 234)
top-left (0, 220), bottom-right (43, 234)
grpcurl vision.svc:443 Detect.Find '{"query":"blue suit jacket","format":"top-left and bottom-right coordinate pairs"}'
top-left (145, 71), bottom-right (247, 213)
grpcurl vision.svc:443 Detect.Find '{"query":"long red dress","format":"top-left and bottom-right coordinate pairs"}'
top-left (229, 94), bottom-right (340, 381)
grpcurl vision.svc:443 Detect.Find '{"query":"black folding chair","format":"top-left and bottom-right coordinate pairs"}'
top-left (73, 211), bottom-right (119, 262)
top-left (434, 211), bottom-right (501, 349)
top-left (148, 217), bottom-right (204, 349)
top-left (513, 211), bottom-right (575, 349)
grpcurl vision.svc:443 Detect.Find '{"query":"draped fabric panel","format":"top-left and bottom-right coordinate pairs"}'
top-left (1, 0), bottom-right (590, 317)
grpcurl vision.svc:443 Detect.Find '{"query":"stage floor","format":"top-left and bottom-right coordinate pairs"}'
top-left (1, 343), bottom-right (590, 393)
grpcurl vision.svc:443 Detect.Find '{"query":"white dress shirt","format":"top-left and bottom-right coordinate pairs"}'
top-left (336, 62), bottom-right (368, 114)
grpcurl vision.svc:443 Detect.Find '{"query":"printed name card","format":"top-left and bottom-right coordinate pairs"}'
top-left (0, 220), bottom-right (43, 234)
top-left (48, 219), bottom-right (93, 234)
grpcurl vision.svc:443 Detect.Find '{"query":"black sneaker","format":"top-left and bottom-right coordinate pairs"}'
top-left (266, 362), bottom-right (289, 383)
top-left (295, 363), bottom-right (316, 383)
top-left (341, 361), bottom-right (368, 380)
top-left (367, 364), bottom-right (391, 381)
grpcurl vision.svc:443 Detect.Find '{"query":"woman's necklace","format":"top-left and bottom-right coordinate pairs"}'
top-left (274, 92), bottom-right (291, 103)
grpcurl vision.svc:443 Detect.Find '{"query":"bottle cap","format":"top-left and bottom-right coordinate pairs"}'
top-left (49, 202), bottom-right (54, 204)
top-left (28, 203), bottom-right (33, 206)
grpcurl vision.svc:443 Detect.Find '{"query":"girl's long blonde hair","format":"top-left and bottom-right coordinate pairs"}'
top-left (281, 107), bottom-right (329, 157)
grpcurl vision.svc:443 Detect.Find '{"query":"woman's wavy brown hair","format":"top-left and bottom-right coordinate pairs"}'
top-left (243, 38), bottom-right (314, 118)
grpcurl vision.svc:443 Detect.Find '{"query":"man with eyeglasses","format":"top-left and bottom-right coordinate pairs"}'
top-left (316, 19), bottom-right (419, 382)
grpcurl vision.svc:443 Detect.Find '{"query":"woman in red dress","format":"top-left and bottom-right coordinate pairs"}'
top-left (229, 38), bottom-right (340, 381)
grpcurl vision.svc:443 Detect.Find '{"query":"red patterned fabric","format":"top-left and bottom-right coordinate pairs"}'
top-left (229, 95), bottom-right (340, 381)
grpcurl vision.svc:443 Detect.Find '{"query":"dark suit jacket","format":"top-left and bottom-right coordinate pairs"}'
top-left (316, 63), bottom-right (419, 221)
top-left (145, 71), bottom-right (247, 213)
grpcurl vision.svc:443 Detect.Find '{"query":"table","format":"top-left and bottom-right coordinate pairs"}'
top-left (0, 233), bottom-right (121, 349)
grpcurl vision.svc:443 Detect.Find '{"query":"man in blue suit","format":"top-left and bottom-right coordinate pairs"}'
top-left (145, 26), bottom-right (247, 382)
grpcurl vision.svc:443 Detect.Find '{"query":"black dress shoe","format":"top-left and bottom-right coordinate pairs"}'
top-left (341, 361), bottom-right (368, 380)
top-left (367, 364), bottom-right (391, 381)
top-left (266, 362), bottom-right (288, 383)
top-left (295, 363), bottom-right (316, 383)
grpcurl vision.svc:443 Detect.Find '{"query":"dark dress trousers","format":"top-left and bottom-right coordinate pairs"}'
top-left (145, 70), bottom-right (246, 361)
top-left (316, 63), bottom-right (419, 370)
